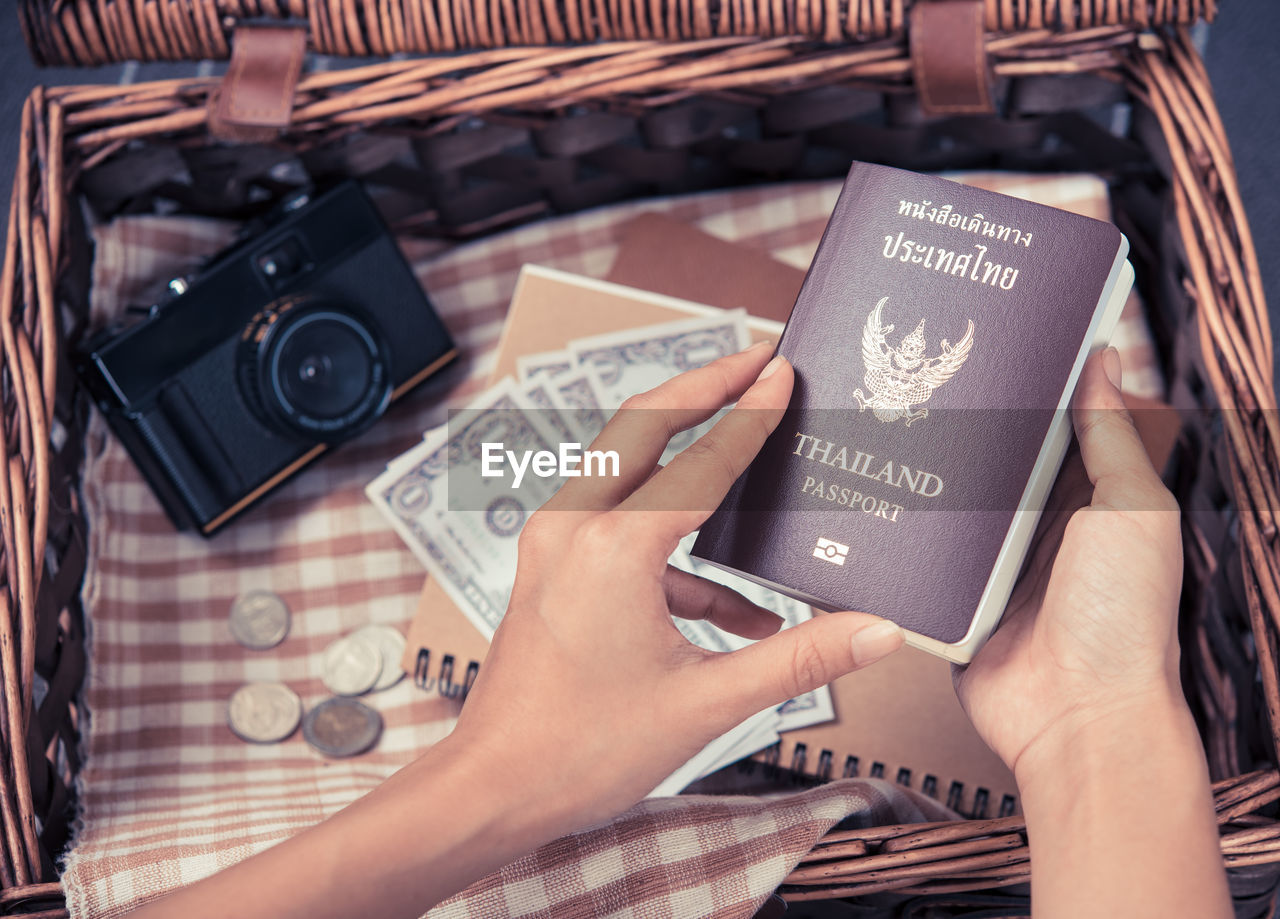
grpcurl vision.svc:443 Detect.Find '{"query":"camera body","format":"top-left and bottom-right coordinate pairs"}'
top-left (76, 182), bottom-right (456, 535)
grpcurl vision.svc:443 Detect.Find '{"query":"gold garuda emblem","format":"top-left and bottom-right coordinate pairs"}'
top-left (853, 297), bottom-right (975, 426)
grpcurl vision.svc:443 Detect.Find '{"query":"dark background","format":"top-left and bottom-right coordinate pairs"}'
top-left (1, 5), bottom-right (1277, 384)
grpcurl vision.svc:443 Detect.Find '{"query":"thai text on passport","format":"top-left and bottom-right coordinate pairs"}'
top-left (884, 198), bottom-right (1035, 291)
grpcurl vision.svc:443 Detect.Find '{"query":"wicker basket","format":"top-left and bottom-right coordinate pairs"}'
top-left (5, 0), bottom-right (1279, 915)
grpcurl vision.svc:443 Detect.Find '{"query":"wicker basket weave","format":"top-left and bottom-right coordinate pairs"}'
top-left (5, 1), bottom-right (1280, 916)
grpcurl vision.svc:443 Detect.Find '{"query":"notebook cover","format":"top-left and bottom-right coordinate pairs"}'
top-left (692, 162), bottom-right (1126, 649)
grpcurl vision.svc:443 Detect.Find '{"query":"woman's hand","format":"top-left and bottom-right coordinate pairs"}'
top-left (124, 342), bottom-right (905, 919)
top-left (450, 340), bottom-right (905, 836)
top-left (955, 349), bottom-right (1231, 919)
top-left (954, 348), bottom-right (1185, 783)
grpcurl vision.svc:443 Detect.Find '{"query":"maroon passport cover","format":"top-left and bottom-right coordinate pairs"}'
top-left (692, 162), bottom-right (1125, 646)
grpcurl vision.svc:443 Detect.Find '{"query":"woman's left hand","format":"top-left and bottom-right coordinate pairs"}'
top-left (451, 341), bottom-right (905, 835)
top-left (123, 342), bottom-right (906, 919)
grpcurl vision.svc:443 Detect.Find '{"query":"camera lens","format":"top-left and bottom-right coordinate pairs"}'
top-left (275, 315), bottom-right (375, 420)
top-left (239, 298), bottom-right (392, 441)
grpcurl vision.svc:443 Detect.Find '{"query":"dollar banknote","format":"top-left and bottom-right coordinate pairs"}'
top-left (365, 378), bottom-right (566, 639)
top-left (568, 309), bottom-right (752, 409)
top-left (516, 348), bottom-right (574, 382)
top-left (368, 327), bottom-right (829, 790)
top-left (567, 310), bottom-right (752, 463)
top-left (521, 379), bottom-right (577, 444)
top-left (545, 367), bottom-right (609, 444)
top-left (369, 315), bottom-right (786, 699)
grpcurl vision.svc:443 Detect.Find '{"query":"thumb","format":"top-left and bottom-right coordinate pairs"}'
top-left (703, 612), bottom-right (904, 714)
top-left (1072, 348), bottom-right (1170, 513)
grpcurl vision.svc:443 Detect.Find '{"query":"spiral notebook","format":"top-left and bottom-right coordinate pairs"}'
top-left (403, 574), bottom-right (488, 705)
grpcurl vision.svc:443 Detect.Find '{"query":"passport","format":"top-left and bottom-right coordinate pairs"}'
top-left (692, 162), bottom-right (1134, 664)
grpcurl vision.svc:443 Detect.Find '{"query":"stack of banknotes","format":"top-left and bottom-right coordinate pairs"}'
top-left (366, 310), bottom-right (834, 791)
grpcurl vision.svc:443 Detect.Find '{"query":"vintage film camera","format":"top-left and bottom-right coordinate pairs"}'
top-left (76, 182), bottom-right (457, 535)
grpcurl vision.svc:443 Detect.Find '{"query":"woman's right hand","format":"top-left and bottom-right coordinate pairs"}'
top-left (955, 348), bottom-right (1231, 919)
top-left (954, 348), bottom-right (1185, 786)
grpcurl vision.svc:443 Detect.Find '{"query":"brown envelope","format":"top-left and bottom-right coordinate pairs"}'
top-left (605, 213), bottom-right (804, 323)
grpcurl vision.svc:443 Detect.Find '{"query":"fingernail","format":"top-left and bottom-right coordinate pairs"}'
top-left (755, 355), bottom-right (786, 382)
top-left (746, 339), bottom-right (775, 352)
top-left (1102, 347), bottom-right (1122, 390)
top-left (851, 620), bottom-right (904, 667)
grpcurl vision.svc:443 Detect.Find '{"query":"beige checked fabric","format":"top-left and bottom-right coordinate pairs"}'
top-left (63, 176), bottom-right (1162, 918)
top-left (431, 781), bottom-right (954, 918)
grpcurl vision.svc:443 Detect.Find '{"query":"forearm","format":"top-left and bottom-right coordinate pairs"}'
top-left (125, 736), bottom-right (558, 919)
top-left (1016, 692), bottom-right (1231, 919)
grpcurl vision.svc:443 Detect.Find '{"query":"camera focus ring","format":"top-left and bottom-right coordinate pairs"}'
top-left (237, 296), bottom-right (392, 442)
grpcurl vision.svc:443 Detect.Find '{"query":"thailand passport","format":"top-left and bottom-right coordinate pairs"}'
top-left (692, 162), bottom-right (1134, 663)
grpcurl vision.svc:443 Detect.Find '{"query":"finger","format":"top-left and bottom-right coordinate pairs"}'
top-left (616, 354), bottom-right (794, 548)
top-left (662, 566), bottom-right (784, 641)
top-left (701, 611), bottom-right (903, 714)
top-left (542, 340), bottom-right (776, 514)
top-left (1026, 443), bottom-right (1091, 556)
top-left (1072, 349), bottom-right (1172, 513)
top-left (1044, 443), bottom-right (1093, 518)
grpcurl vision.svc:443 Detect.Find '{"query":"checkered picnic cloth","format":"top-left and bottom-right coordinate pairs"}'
top-left (63, 176), bottom-right (1162, 918)
top-left (431, 780), bottom-right (954, 918)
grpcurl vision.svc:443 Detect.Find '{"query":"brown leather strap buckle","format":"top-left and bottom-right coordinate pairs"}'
top-left (208, 22), bottom-right (308, 143)
top-left (909, 0), bottom-right (994, 117)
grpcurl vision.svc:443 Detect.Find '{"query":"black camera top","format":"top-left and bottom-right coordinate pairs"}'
top-left (85, 184), bottom-right (401, 411)
top-left (76, 181), bottom-right (457, 535)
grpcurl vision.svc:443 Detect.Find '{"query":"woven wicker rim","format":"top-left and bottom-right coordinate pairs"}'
top-left (21, 0), bottom-right (1221, 64)
top-left (1, 18), bottom-right (1276, 915)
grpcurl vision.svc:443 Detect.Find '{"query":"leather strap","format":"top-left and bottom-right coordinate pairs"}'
top-left (208, 24), bottom-right (307, 143)
top-left (909, 0), bottom-right (994, 116)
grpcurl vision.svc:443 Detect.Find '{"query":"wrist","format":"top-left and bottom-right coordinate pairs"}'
top-left (1014, 679), bottom-right (1202, 810)
top-left (1009, 680), bottom-right (1231, 919)
top-left (407, 731), bottom-right (575, 853)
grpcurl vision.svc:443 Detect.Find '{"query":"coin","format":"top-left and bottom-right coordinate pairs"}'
top-left (227, 682), bottom-right (302, 743)
top-left (302, 697), bottom-right (383, 757)
top-left (352, 624), bottom-right (407, 692)
top-left (229, 590), bottom-right (291, 650)
top-left (321, 633), bottom-right (382, 696)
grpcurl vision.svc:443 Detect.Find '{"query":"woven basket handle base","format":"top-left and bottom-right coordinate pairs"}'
top-left (910, 0), bottom-right (995, 116)
top-left (207, 24), bottom-right (307, 144)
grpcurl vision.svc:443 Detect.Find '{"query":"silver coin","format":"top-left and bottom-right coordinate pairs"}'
top-left (352, 624), bottom-right (407, 692)
top-left (321, 634), bottom-right (382, 696)
top-left (229, 590), bottom-right (291, 650)
top-left (302, 697), bottom-right (383, 757)
top-left (227, 682), bottom-right (302, 744)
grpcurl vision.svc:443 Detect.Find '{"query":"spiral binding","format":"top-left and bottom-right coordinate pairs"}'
top-left (408, 647), bottom-right (1015, 817)
top-left (410, 646), bottom-right (480, 701)
top-left (738, 741), bottom-right (1018, 820)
